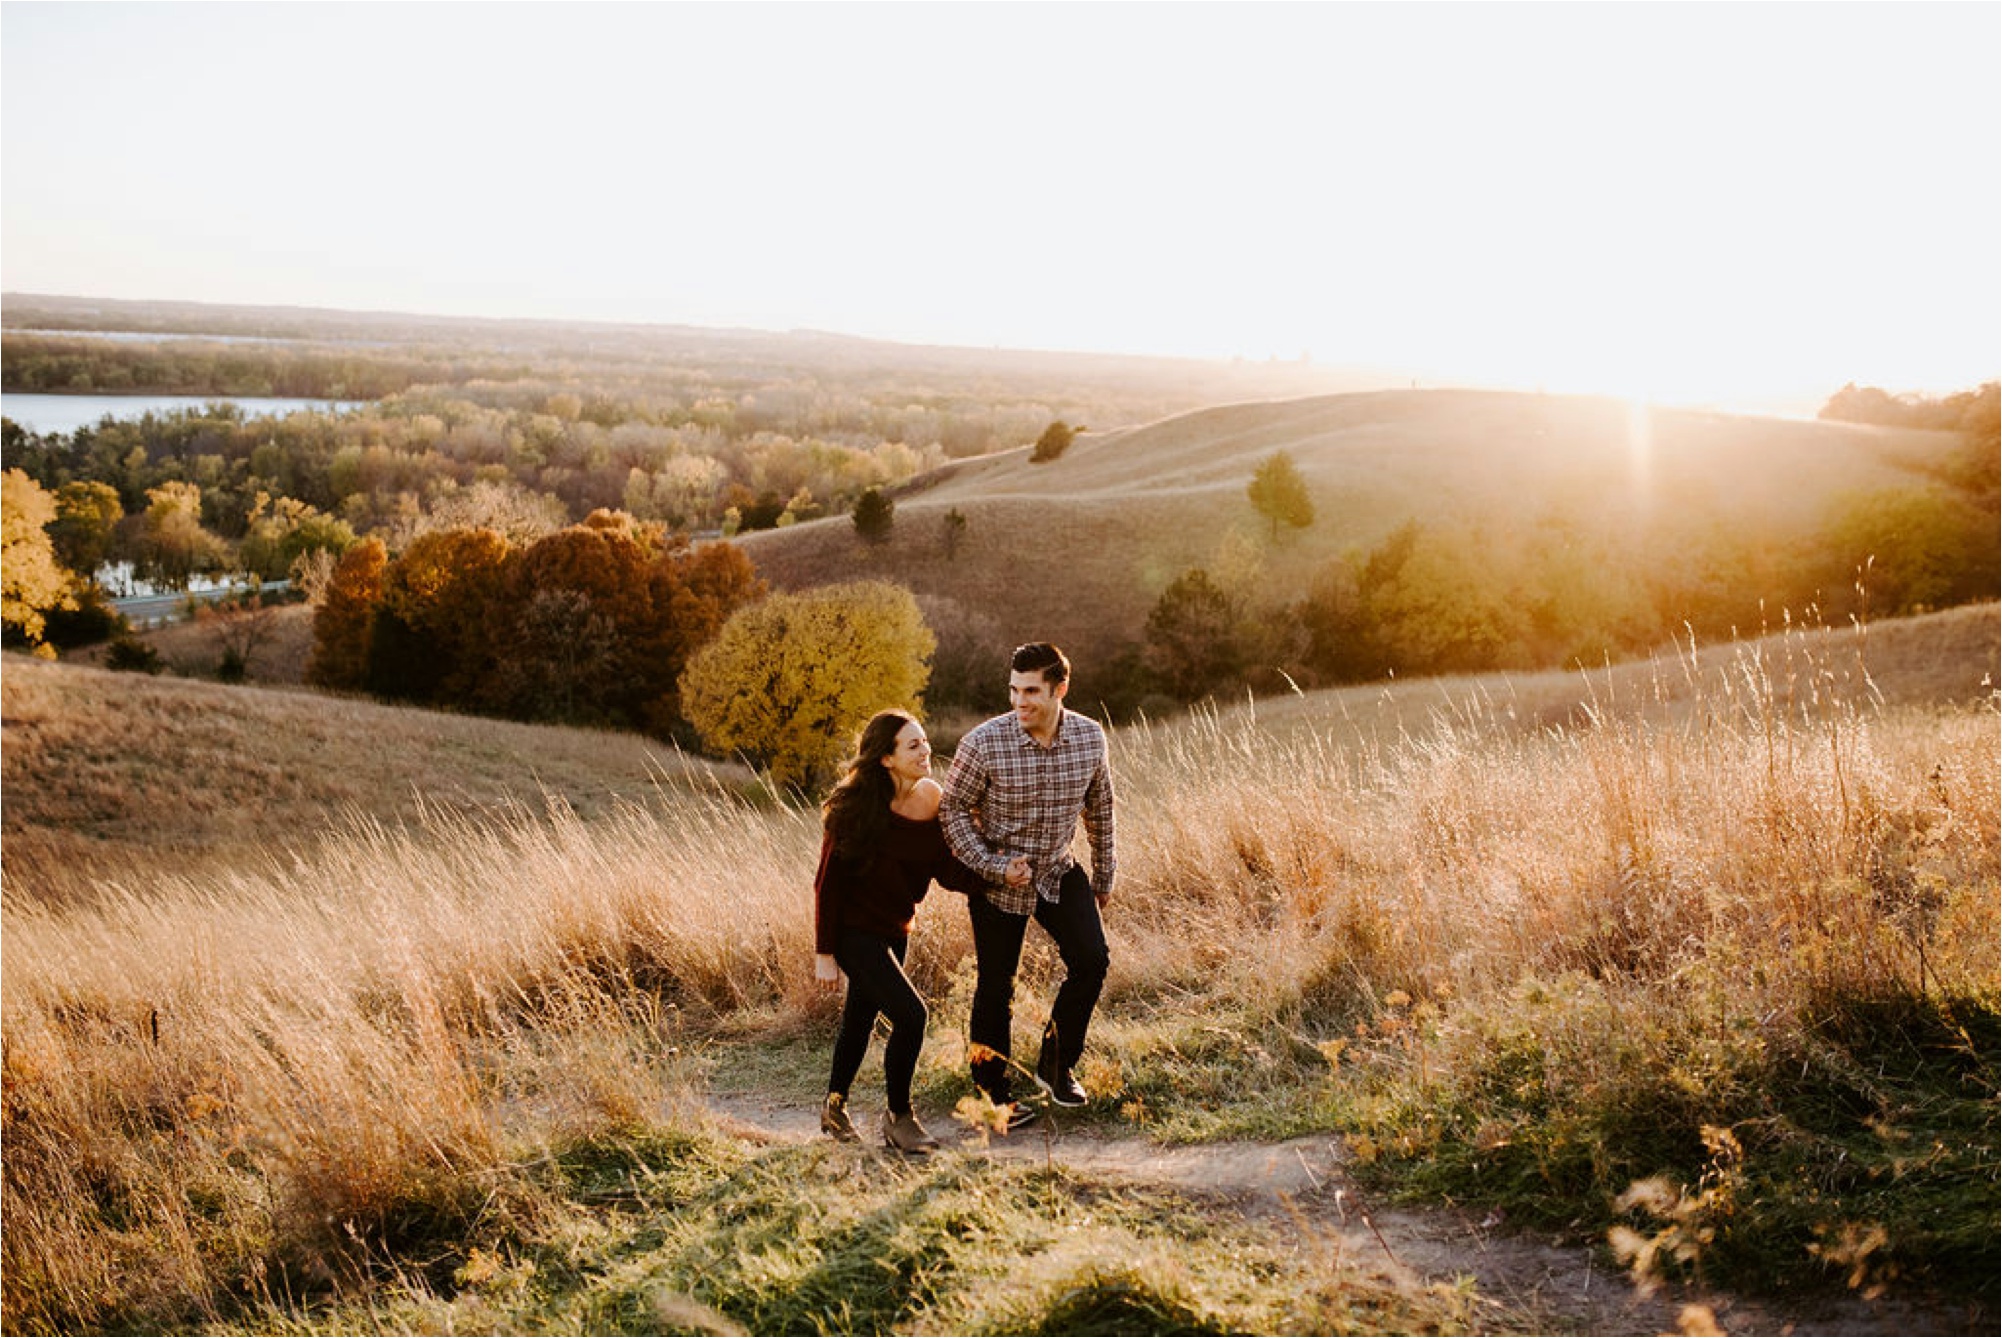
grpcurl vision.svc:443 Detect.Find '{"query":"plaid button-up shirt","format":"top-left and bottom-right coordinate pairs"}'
top-left (939, 707), bottom-right (1117, 916)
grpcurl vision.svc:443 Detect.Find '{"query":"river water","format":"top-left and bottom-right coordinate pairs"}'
top-left (1, 392), bottom-right (364, 435)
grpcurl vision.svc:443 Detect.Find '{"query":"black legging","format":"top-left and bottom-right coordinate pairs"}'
top-left (829, 928), bottom-right (927, 1116)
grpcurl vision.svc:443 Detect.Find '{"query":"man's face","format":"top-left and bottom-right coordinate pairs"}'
top-left (1009, 668), bottom-right (1067, 735)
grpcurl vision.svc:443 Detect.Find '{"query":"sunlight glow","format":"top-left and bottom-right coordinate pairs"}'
top-left (2, 5), bottom-right (1994, 411)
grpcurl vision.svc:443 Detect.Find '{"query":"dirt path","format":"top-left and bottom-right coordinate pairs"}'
top-left (704, 1092), bottom-right (1982, 1337)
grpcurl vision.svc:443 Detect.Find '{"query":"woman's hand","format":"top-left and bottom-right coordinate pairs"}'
top-left (814, 954), bottom-right (843, 993)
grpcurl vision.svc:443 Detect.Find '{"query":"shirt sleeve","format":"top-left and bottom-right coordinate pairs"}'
top-left (1082, 741), bottom-right (1117, 900)
top-left (939, 734), bottom-right (1008, 882)
top-left (812, 828), bottom-right (843, 955)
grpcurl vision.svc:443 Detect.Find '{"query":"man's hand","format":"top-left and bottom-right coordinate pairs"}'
top-left (1004, 856), bottom-right (1032, 888)
top-left (814, 953), bottom-right (843, 993)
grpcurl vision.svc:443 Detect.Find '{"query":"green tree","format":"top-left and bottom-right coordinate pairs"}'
top-left (852, 487), bottom-right (895, 546)
top-left (1031, 420), bottom-right (1075, 464)
top-left (1, 469), bottom-right (75, 653)
top-left (1819, 485), bottom-right (1989, 616)
top-left (680, 580), bottom-right (935, 787)
top-left (238, 492), bottom-right (356, 582)
top-left (1144, 567), bottom-right (1248, 701)
top-left (1247, 450), bottom-right (1315, 541)
top-left (49, 481), bottom-right (123, 576)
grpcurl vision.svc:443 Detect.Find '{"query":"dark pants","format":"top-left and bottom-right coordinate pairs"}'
top-left (967, 865), bottom-right (1109, 1102)
top-left (828, 929), bottom-right (927, 1116)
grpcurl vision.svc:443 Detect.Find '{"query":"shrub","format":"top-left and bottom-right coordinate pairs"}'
top-left (104, 635), bottom-right (164, 674)
top-left (1030, 420), bottom-right (1075, 463)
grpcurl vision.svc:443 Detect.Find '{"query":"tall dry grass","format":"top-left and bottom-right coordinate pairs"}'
top-left (1103, 621), bottom-right (1997, 1021)
top-left (2, 615), bottom-right (1995, 1328)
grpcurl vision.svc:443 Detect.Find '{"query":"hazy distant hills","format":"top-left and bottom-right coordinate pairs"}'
top-left (736, 387), bottom-right (1958, 668)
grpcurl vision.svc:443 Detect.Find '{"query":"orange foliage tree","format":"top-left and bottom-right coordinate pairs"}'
top-left (306, 537), bottom-right (387, 690)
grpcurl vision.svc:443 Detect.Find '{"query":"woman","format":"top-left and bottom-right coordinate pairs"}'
top-left (814, 709), bottom-right (983, 1152)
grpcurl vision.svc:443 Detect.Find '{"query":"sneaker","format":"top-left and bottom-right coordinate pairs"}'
top-left (820, 1092), bottom-right (859, 1143)
top-left (1037, 1046), bottom-right (1088, 1108)
top-left (881, 1109), bottom-right (940, 1153)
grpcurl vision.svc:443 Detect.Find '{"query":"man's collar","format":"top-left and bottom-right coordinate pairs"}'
top-left (1011, 707), bottom-right (1066, 749)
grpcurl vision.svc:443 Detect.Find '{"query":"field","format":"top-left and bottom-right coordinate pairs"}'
top-left (2, 604), bottom-right (1996, 1334)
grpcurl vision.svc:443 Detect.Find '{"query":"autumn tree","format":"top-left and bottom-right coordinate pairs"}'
top-left (369, 526), bottom-right (513, 703)
top-left (307, 536), bottom-right (387, 689)
top-left (643, 537), bottom-right (768, 731)
top-left (486, 523), bottom-right (658, 725)
top-left (680, 580), bottom-right (935, 787)
top-left (134, 481), bottom-right (230, 590)
top-left (1247, 450), bottom-right (1315, 541)
top-left (852, 487), bottom-right (894, 545)
top-left (1, 469), bottom-right (75, 654)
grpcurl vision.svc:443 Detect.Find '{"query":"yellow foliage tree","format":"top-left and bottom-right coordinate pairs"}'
top-left (1, 470), bottom-right (75, 654)
top-left (679, 580), bottom-right (935, 787)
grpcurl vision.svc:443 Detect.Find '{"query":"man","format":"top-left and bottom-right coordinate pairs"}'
top-left (940, 642), bottom-right (1116, 1125)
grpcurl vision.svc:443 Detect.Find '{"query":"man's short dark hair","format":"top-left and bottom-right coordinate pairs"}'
top-left (1010, 641), bottom-right (1070, 686)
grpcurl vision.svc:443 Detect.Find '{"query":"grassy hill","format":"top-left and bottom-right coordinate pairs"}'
top-left (0, 657), bottom-right (754, 900)
top-left (8, 601), bottom-right (1992, 901)
top-left (737, 387), bottom-right (1963, 668)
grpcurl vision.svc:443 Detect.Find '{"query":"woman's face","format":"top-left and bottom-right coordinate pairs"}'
top-left (880, 720), bottom-right (932, 784)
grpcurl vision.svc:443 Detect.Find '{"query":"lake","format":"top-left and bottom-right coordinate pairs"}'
top-left (1, 392), bottom-right (365, 435)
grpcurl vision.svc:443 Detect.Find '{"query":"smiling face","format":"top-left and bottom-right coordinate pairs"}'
top-left (879, 719), bottom-right (933, 785)
top-left (1008, 668), bottom-right (1068, 742)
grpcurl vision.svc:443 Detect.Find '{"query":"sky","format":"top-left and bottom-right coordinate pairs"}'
top-left (3, 2), bottom-right (1997, 413)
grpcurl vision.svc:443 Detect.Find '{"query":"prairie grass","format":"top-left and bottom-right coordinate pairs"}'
top-left (2, 607), bottom-right (1996, 1331)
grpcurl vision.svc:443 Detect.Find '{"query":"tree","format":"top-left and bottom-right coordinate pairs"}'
top-left (941, 507), bottom-right (967, 560)
top-left (680, 580), bottom-right (935, 787)
top-left (852, 487), bottom-right (895, 545)
top-left (373, 526), bottom-right (513, 702)
top-left (134, 481), bottom-right (230, 590)
top-left (1143, 567), bottom-right (1247, 701)
top-left (1031, 421), bottom-right (1075, 464)
top-left (1247, 450), bottom-right (1315, 541)
top-left (1, 469), bottom-right (75, 653)
top-left (238, 492), bottom-right (356, 581)
top-left (50, 481), bottom-right (123, 576)
top-left (643, 538), bottom-right (767, 731)
top-left (487, 524), bottom-right (657, 725)
top-left (307, 537), bottom-right (387, 689)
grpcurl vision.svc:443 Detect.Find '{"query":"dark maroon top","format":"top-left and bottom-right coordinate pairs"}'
top-left (814, 811), bottom-right (985, 955)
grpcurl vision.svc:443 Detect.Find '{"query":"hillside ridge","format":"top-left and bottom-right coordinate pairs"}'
top-left (738, 386), bottom-right (1962, 665)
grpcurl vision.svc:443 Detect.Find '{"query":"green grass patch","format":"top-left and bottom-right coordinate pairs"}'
top-left (1312, 976), bottom-right (1999, 1303)
top-left (237, 1121), bottom-right (1476, 1336)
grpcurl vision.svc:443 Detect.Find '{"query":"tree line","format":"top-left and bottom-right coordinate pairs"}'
top-left (309, 512), bottom-right (765, 737)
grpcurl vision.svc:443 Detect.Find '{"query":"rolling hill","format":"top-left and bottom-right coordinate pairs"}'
top-left (735, 387), bottom-right (1964, 669)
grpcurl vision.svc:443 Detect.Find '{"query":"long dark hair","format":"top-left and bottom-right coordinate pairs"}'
top-left (821, 710), bottom-right (918, 857)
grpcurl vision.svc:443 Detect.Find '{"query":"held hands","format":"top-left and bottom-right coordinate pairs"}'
top-left (814, 953), bottom-right (844, 994)
top-left (1003, 856), bottom-right (1032, 889)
